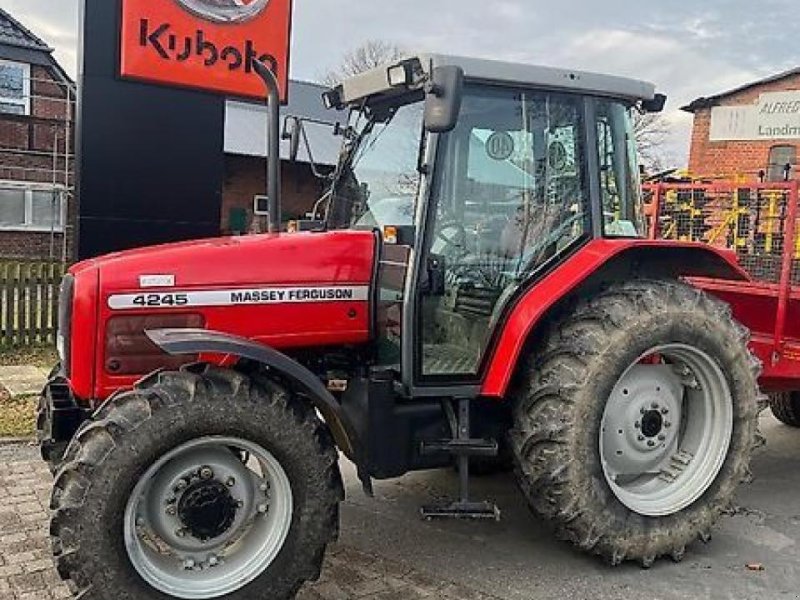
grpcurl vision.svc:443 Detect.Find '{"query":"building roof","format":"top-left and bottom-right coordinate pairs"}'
top-left (225, 80), bottom-right (346, 166)
top-left (338, 53), bottom-right (658, 107)
top-left (0, 7), bottom-right (51, 51)
top-left (682, 67), bottom-right (800, 113)
top-left (0, 7), bottom-right (73, 87)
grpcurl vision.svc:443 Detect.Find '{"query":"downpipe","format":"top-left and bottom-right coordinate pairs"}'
top-left (252, 61), bottom-right (282, 233)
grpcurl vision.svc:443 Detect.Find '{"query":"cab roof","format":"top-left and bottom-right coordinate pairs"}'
top-left (336, 53), bottom-right (657, 107)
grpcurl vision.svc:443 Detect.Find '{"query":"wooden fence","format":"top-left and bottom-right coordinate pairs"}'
top-left (0, 261), bottom-right (67, 347)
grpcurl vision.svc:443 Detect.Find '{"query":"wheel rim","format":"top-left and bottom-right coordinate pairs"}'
top-left (599, 344), bottom-right (733, 517)
top-left (123, 436), bottom-right (293, 599)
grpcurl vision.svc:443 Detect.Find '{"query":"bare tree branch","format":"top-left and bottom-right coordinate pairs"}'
top-left (320, 40), bottom-right (406, 88)
top-left (632, 111), bottom-right (673, 173)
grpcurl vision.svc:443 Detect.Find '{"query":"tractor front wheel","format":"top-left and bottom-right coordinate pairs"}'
top-left (510, 280), bottom-right (762, 567)
top-left (50, 365), bottom-right (343, 600)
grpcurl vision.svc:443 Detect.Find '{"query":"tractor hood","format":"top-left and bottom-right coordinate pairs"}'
top-left (66, 230), bottom-right (378, 401)
top-left (75, 230), bottom-right (376, 289)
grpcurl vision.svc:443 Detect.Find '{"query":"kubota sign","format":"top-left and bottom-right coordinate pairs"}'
top-left (120, 0), bottom-right (292, 101)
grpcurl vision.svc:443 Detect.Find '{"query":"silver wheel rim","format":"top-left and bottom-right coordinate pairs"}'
top-left (123, 436), bottom-right (293, 599)
top-left (600, 344), bottom-right (733, 517)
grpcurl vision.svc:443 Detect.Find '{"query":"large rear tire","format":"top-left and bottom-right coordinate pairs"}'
top-left (510, 279), bottom-right (762, 567)
top-left (769, 392), bottom-right (800, 427)
top-left (50, 365), bottom-right (343, 600)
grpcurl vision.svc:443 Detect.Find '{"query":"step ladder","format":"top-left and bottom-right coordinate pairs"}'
top-left (420, 398), bottom-right (501, 521)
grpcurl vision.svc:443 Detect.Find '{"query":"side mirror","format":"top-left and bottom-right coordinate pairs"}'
top-left (642, 93), bottom-right (667, 113)
top-left (424, 66), bottom-right (464, 133)
top-left (281, 115), bottom-right (302, 162)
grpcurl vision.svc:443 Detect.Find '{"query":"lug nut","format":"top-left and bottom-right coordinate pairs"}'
top-left (634, 421), bottom-right (641, 429)
top-left (199, 466), bottom-right (214, 480)
top-left (664, 422), bottom-right (672, 428)
top-left (183, 559), bottom-right (195, 570)
top-left (176, 479), bottom-right (188, 491)
top-left (257, 503), bottom-right (268, 514)
top-left (176, 528), bottom-right (186, 538)
top-left (647, 440), bottom-right (656, 447)
top-left (651, 402), bottom-right (659, 409)
top-left (658, 434), bottom-right (666, 441)
top-left (166, 506), bottom-right (176, 516)
top-left (661, 408), bottom-right (669, 415)
top-left (236, 500), bottom-right (244, 508)
top-left (136, 516), bottom-right (145, 527)
top-left (208, 556), bottom-right (219, 567)
top-left (637, 435), bottom-right (645, 442)
top-left (259, 482), bottom-right (269, 492)
top-left (640, 407), bottom-right (646, 414)
top-left (226, 477), bottom-right (236, 487)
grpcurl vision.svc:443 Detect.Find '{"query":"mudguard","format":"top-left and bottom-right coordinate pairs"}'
top-left (146, 328), bottom-right (372, 493)
top-left (480, 239), bottom-right (750, 398)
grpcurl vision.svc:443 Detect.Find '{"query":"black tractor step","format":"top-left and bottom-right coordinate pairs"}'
top-left (420, 438), bottom-right (498, 457)
top-left (421, 500), bottom-right (501, 521)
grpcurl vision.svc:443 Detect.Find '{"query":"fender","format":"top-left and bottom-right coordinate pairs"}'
top-left (480, 239), bottom-right (750, 398)
top-left (145, 327), bottom-right (372, 493)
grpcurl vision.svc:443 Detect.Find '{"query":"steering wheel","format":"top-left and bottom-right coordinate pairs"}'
top-left (433, 219), bottom-right (468, 257)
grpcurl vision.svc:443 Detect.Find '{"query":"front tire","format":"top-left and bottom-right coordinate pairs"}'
top-left (50, 365), bottom-right (343, 600)
top-left (510, 280), bottom-right (761, 567)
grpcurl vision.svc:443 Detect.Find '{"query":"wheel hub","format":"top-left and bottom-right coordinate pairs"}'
top-left (178, 480), bottom-right (238, 541)
top-left (640, 409), bottom-right (664, 438)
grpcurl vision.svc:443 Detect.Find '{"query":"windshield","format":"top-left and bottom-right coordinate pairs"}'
top-left (327, 101), bottom-right (424, 230)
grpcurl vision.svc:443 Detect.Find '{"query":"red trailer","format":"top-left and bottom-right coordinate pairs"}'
top-left (645, 181), bottom-right (800, 420)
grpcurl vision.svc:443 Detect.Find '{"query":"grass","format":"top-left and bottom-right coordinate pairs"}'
top-left (0, 344), bottom-right (59, 368)
top-left (0, 344), bottom-right (57, 438)
top-left (0, 392), bottom-right (37, 439)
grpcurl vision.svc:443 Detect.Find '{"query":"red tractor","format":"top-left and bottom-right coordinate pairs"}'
top-left (41, 54), bottom-right (762, 600)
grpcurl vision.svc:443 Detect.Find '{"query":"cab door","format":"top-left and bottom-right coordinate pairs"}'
top-left (410, 85), bottom-right (590, 384)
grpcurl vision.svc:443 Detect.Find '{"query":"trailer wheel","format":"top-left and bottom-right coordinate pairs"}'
top-left (769, 392), bottom-right (800, 427)
top-left (510, 279), bottom-right (762, 567)
top-left (50, 365), bottom-right (343, 600)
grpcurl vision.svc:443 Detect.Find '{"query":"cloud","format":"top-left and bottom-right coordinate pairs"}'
top-left (5, 0), bottom-right (795, 165)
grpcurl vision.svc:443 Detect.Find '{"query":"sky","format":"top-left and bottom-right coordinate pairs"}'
top-left (2, 0), bottom-right (796, 165)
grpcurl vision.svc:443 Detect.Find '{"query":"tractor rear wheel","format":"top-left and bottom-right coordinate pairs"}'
top-left (510, 279), bottom-right (762, 567)
top-left (50, 365), bottom-right (343, 600)
top-left (769, 392), bottom-right (800, 427)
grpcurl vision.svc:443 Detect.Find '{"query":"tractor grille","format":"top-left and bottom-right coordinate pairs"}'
top-left (57, 274), bottom-right (74, 377)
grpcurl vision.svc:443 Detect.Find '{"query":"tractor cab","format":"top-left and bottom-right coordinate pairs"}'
top-left (315, 54), bottom-right (662, 393)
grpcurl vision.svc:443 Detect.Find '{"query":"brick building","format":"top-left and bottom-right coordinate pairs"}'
top-left (222, 81), bottom-right (344, 234)
top-left (0, 8), bottom-right (74, 260)
top-left (684, 68), bottom-right (800, 182)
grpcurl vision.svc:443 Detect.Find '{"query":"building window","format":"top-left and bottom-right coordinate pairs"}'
top-left (0, 60), bottom-right (30, 116)
top-left (767, 145), bottom-right (797, 182)
top-left (0, 184), bottom-right (65, 231)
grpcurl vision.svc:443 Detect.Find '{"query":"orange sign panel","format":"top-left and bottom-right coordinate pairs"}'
top-left (120, 0), bottom-right (292, 101)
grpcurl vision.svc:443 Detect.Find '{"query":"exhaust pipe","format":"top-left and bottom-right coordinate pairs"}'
top-left (252, 60), bottom-right (282, 233)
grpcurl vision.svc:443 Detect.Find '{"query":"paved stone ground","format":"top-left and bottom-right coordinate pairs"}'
top-left (0, 443), bottom-right (494, 600)
top-left (0, 368), bottom-right (48, 398)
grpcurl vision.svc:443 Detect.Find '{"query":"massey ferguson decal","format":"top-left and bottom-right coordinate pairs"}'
top-left (108, 286), bottom-right (370, 310)
top-left (120, 0), bottom-right (292, 101)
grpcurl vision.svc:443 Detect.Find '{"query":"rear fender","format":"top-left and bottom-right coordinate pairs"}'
top-left (146, 328), bottom-right (371, 492)
top-left (480, 239), bottom-right (749, 398)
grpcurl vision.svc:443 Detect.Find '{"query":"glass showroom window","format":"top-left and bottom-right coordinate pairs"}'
top-left (0, 186), bottom-right (64, 231)
top-left (0, 60), bottom-right (30, 115)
